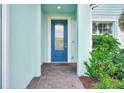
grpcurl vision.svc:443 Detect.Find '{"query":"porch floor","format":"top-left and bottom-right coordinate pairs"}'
top-left (27, 63), bottom-right (84, 89)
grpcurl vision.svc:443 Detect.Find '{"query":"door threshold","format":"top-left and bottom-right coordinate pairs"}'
top-left (51, 61), bottom-right (68, 63)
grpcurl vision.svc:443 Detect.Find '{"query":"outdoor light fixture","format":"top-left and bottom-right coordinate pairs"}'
top-left (57, 6), bottom-right (61, 9)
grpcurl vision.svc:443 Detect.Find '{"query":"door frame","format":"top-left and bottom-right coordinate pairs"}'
top-left (48, 16), bottom-right (71, 63)
top-left (2, 4), bottom-right (10, 88)
top-left (51, 20), bottom-right (68, 62)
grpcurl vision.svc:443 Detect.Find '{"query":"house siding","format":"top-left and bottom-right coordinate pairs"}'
top-left (92, 4), bottom-right (124, 48)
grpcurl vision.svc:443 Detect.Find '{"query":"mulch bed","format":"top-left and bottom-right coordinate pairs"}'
top-left (79, 76), bottom-right (99, 89)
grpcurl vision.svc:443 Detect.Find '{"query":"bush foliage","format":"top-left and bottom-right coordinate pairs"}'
top-left (84, 33), bottom-right (124, 89)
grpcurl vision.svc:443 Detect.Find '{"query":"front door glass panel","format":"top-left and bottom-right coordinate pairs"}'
top-left (55, 24), bottom-right (64, 50)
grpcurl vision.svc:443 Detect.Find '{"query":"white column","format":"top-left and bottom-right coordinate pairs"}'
top-left (77, 4), bottom-right (92, 76)
top-left (2, 4), bottom-right (9, 88)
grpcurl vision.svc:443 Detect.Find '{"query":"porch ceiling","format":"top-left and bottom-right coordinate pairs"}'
top-left (42, 4), bottom-right (77, 13)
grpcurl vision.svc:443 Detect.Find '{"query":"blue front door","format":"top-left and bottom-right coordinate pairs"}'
top-left (51, 20), bottom-right (68, 62)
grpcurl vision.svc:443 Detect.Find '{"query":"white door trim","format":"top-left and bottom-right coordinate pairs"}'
top-left (2, 4), bottom-right (10, 88)
top-left (48, 16), bottom-right (71, 63)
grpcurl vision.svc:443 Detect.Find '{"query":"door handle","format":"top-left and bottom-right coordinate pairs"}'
top-left (65, 43), bottom-right (67, 48)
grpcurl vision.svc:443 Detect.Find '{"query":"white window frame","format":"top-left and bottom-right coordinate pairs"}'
top-left (92, 19), bottom-right (118, 38)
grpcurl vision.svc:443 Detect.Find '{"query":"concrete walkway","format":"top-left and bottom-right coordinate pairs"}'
top-left (27, 63), bottom-right (84, 89)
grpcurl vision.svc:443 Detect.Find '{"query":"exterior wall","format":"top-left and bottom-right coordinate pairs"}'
top-left (77, 4), bottom-right (92, 76)
top-left (93, 18), bottom-right (124, 48)
top-left (43, 12), bottom-right (78, 63)
top-left (41, 6), bottom-right (45, 66)
top-left (9, 4), bottom-right (41, 88)
top-left (0, 5), bottom-right (2, 89)
top-left (118, 23), bottom-right (124, 48)
top-left (92, 5), bottom-right (124, 48)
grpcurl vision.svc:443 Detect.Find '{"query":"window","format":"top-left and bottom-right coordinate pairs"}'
top-left (93, 21), bottom-right (113, 35)
top-left (55, 23), bottom-right (64, 50)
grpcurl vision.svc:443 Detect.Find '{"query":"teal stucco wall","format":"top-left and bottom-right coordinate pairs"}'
top-left (42, 12), bottom-right (78, 63)
top-left (0, 5), bottom-right (2, 89)
top-left (41, 7), bottom-right (45, 65)
top-left (9, 4), bottom-right (41, 88)
top-left (77, 4), bottom-right (92, 76)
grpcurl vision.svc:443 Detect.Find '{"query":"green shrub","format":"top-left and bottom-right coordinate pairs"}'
top-left (95, 76), bottom-right (124, 89)
top-left (95, 75), bottom-right (117, 89)
top-left (116, 79), bottom-right (124, 89)
top-left (112, 49), bottom-right (124, 79)
top-left (84, 33), bottom-right (124, 89)
top-left (84, 33), bottom-right (120, 79)
top-left (92, 33), bottom-right (120, 50)
top-left (84, 59), bottom-right (101, 79)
